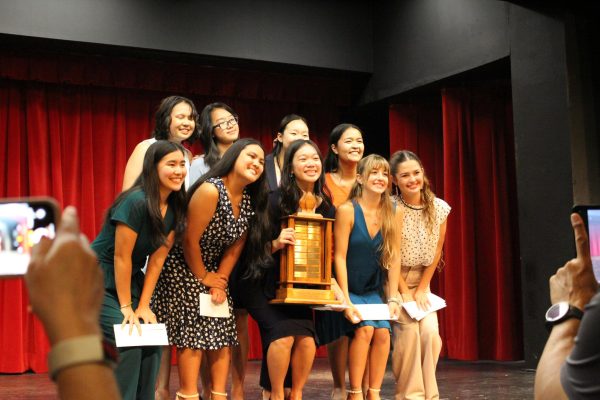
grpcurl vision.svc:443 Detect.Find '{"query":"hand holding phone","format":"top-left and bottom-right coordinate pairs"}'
top-left (573, 205), bottom-right (600, 282)
top-left (0, 198), bottom-right (59, 277)
top-left (25, 206), bottom-right (103, 344)
top-left (548, 213), bottom-right (598, 309)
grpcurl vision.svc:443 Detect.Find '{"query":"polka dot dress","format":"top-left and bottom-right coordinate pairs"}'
top-left (398, 197), bottom-right (451, 267)
top-left (152, 177), bottom-right (253, 350)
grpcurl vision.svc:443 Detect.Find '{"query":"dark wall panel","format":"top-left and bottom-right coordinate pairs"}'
top-left (509, 5), bottom-right (574, 367)
top-left (0, 0), bottom-right (372, 72)
top-left (363, 0), bottom-right (509, 103)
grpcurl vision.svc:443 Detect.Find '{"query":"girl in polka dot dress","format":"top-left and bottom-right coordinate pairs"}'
top-left (153, 139), bottom-right (270, 400)
top-left (389, 150), bottom-right (451, 400)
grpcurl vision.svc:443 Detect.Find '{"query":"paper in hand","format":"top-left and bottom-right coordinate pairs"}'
top-left (401, 293), bottom-right (446, 321)
top-left (199, 293), bottom-right (230, 318)
top-left (113, 323), bottom-right (169, 347)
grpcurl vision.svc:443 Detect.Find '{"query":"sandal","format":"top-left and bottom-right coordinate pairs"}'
top-left (211, 390), bottom-right (228, 399)
top-left (176, 392), bottom-right (200, 399)
top-left (346, 388), bottom-right (362, 399)
top-left (367, 388), bottom-right (381, 400)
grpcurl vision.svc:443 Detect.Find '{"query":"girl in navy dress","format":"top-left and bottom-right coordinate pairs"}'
top-left (334, 154), bottom-right (402, 400)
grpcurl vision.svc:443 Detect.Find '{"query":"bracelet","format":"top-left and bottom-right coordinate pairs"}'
top-left (387, 297), bottom-right (401, 305)
top-left (48, 335), bottom-right (107, 381)
top-left (120, 302), bottom-right (133, 309)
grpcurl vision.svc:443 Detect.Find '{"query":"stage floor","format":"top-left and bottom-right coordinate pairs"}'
top-left (0, 358), bottom-right (534, 399)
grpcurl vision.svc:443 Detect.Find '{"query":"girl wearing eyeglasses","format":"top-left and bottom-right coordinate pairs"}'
top-left (188, 103), bottom-right (240, 184)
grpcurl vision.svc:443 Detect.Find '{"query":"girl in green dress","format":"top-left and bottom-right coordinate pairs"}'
top-left (92, 140), bottom-right (187, 400)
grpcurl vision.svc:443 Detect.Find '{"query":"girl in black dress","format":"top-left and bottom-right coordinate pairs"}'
top-left (241, 139), bottom-right (334, 400)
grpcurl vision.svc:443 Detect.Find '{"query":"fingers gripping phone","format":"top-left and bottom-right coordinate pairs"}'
top-left (0, 197), bottom-right (59, 277)
top-left (573, 205), bottom-right (600, 282)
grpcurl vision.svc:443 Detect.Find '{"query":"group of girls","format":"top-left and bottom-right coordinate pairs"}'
top-left (91, 95), bottom-right (451, 400)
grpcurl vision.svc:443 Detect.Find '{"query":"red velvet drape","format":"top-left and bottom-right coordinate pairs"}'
top-left (389, 84), bottom-right (522, 360)
top-left (0, 51), bottom-right (344, 372)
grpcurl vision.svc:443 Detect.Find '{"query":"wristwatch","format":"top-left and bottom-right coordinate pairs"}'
top-left (545, 302), bottom-right (583, 331)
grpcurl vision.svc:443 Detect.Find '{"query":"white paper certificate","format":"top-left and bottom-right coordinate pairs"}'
top-left (113, 323), bottom-right (169, 347)
top-left (199, 293), bottom-right (230, 318)
top-left (401, 293), bottom-right (447, 321)
top-left (354, 304), bottom-right (397, 320)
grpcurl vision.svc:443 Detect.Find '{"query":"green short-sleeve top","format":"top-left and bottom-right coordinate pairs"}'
top-left (91, 189), bottom-right (175, 295)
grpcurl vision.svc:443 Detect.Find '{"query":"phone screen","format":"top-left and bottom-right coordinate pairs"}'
top-left (0, 201), bottom-right (57, 276)
top-left (588, 208), bottom-right (600, 282)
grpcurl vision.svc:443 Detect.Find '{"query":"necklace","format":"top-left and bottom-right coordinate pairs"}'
top-left (398, 194), bottom-right (425, 211)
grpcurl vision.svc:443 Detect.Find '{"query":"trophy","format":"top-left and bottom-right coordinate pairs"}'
top-left (270, 192), bottom-right (340, 305)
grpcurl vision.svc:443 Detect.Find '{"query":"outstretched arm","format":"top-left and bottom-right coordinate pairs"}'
top-left (534, 213), bottom-right (598, 399)
top-left (26, 207), bottom-right (121, 400)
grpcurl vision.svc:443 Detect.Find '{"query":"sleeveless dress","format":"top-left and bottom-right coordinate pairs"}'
top-left (152, 177), bottom-right (253, 350)
top-left (344, 200), bottom-right (390, 332)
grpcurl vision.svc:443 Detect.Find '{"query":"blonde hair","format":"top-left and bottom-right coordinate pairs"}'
top-left (349, 154), bottom-right (398, 270)
top-left (389, 150), bottom-right (436, 233)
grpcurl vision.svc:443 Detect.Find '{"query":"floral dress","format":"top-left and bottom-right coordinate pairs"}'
top-left (152, 177), bottom-right (253, 350)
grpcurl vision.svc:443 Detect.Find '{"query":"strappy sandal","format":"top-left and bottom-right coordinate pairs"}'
top-left (367, 387), bottom-right (381, 399)
top-left (346, 388), bottom-right (363, 399)
top-left (176, 392), bottom-right (200, 399)
top-left (210, 390), bottom-right (228, 399)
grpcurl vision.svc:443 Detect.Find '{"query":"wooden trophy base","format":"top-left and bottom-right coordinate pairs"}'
top-left (269, 287), bottom-right (342, 305)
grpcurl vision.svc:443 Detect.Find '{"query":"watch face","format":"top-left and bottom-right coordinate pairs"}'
top-left (546, 302), bottom-right (569, 322)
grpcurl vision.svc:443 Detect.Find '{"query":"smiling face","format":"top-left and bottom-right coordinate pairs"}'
top-left (277, 119), bottom-right (309, 152)
top-left (211, 107), bottom-right (239, 145)
top-left (292, 143), bottom-right (322, 185)
top-left (359, 165), bottom-right (389, 195)
top-left (157, 150), bottom-right (187, 193)
top-left (394, 159), bottom-right (424, 196)
top-left (332, 127), bottom-right (364, 163)
top-left (168, 101), bottom-right (196, 142)
top-left (233, 144), bottom-right (265, 183)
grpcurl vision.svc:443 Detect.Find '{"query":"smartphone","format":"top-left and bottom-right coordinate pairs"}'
top-left (573, 205), bottom-right (600, 282)
top-left (0, 197), bottom-right (60, 277)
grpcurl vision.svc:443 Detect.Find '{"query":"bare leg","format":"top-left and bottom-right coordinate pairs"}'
top-left (362, 354), bottom-right (369, 396)
top-left (366, 329), bottom-right (390, 400)
top-left (177, 348), bottom-right (202, 398)
top-left (207, 347), bottom-right (231, 400)
top-left (155, 345), bottom-right (172, 400)
top-left (200, 353), bottom-right (211, 400)
top-left (267, 337), bottom-right (294, 400)
top-left (347, 326), bottom-right (374, 399)
top-left (289, 336), bottom-right (316, 400)
top-left (326, 337), bottom-right (348, 400)
top-left (232, 309), bottom-right (249, 400)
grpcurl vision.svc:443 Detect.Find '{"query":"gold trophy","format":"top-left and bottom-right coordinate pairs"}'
top-left (270, 192), bottom-right (340, 305)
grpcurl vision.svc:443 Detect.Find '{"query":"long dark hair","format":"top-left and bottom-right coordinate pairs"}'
top-left (279, 139), bottom-right (332, 217)
top-left (199, 102), bottom-right (238, 170)
top-left (108, 140), bottom-right (187, 248)
top-left (187, 139), bottom-right (273, 279)
top-left (272, 114), bottom-right (308, 157)
top-left (324, 123), bottom-right (362, 173)
top-left (152, 96), bottom-right (200, 144)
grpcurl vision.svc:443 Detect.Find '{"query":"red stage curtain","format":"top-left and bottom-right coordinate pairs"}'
top-left (0, 53), bottom-right (342, 372)
top-left (389, 84), bottom-right (522, 360)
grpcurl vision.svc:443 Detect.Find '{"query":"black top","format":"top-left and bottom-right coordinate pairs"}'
top-left (560, 290), bottom-right (600, 399)
top-left (264, 152), bottom-right (279, 193)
